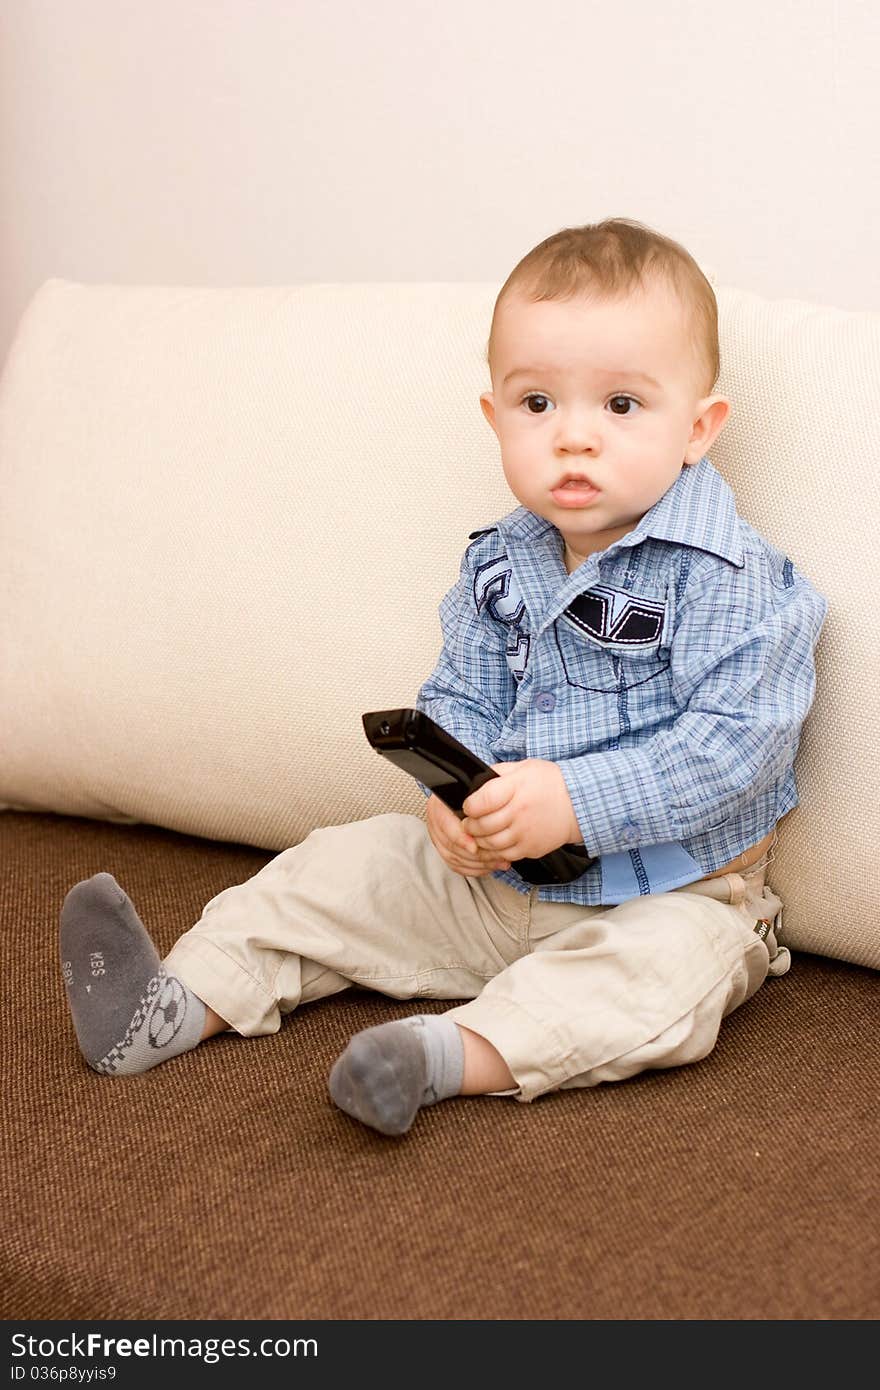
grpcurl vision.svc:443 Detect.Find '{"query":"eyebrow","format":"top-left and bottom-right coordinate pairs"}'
top-left (502, 366), bottom-right (662, 390)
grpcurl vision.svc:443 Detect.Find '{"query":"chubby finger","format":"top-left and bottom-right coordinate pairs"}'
top-left (427, 794), bottom-right (465, 835)
top-left (437, 824), bottom-right (482, 860)
top-left (472, 836), bottom-right (517, 860)
top-left (461, 809), bottom-right (514, 841)
top-left (427, 806), bottom-right (509, 873)
top-left (449, 827), bottom-right (479, 855)
top-left (444, 839), bottom-right (511, 871)
top-left (461, 776), bottom-right (514, 820)
top-left (461, 819), bottom-right (514, 853)
top-left (451, 841), bottom-right (507, 868)
top-left (449, 856), bottom-right (512, 877)
top-left (426, 797), bottom-right (478, 856)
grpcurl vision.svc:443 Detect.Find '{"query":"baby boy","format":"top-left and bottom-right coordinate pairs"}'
top-left (60, 217), bottom-right (827, 1135)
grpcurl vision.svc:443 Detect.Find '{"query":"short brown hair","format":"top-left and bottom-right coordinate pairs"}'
top-left (487, 217), bottom-right (720, 395)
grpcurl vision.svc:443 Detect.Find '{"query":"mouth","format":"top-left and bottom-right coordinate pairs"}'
top-left (550, 473), bottom-right (600, 508)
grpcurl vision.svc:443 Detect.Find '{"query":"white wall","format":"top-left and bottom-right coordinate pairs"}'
top-left (2, 0), bottom-right (878, 367)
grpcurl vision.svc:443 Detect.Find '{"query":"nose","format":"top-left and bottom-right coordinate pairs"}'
top-left (553, 407), bottom-right (600, 454)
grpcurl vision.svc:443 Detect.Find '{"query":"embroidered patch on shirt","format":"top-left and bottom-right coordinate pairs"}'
top-left (473, 555), bottom-right (530, 679)
top-left (473, 555), bottom-right (526, 627)
top-left (504, 627), bottom-right (530, 680)
top-left (561, 583), bottom-right (666, 649)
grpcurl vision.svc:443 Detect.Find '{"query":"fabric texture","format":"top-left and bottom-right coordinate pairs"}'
top-left (0, 280), bottom-right (877, 966)
top-left (415, 457), bottom-right (826, 903)
top-left (164, 812), bottom-right (780, 1103)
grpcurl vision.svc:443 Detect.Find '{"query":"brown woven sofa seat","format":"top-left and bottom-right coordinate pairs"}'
top-left (3, 810), bottom-right (877, 1322)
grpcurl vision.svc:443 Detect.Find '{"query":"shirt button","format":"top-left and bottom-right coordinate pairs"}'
top-left (533, 691), bottom-right (556, 712)
top-left (620, 820), bottom-right (640, 846)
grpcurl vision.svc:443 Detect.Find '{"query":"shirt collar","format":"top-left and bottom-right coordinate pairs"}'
top-left (630, 456), bottom-right (744, 567)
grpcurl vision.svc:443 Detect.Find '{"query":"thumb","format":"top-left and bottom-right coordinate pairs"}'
top-left (463, 769), bottom-right (511, 818)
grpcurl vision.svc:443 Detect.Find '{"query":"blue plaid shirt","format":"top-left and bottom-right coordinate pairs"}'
top-left (416, 456), bottom-right (827, 904)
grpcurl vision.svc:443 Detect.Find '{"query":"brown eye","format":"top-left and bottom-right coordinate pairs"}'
top-left (608, 395), bottom-right (640, 416)
top-left (524, 394), bottom-right (552, 414)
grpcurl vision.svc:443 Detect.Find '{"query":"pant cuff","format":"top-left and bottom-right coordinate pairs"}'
top-left (164, 936), bottom-right (281, 1037)
top-left (444, 996), bottom-right (576, 1103)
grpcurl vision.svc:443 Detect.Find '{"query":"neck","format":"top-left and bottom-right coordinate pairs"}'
top-left (563, 542), bottom-right (587, 575)
top-left (563, 522), bottom-right (640, 572)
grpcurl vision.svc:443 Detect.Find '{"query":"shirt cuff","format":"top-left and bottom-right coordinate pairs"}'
top-left (559, 748), bottom-right (678, 855)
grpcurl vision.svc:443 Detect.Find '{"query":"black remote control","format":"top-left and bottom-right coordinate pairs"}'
top-left (362, 708), bottom-right (596, 887)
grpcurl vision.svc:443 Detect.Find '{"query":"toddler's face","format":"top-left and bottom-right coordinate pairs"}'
top-left (481, 280), bottom-right (729, 564)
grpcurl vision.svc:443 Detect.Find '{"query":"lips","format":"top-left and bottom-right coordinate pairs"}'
top-left (550, 472), bottom-right (600, 508)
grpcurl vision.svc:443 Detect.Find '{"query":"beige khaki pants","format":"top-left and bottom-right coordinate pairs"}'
top-left (165, 813), bottom-right (787, 1102)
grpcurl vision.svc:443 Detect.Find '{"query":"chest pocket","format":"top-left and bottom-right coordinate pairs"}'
top-left (555, 583), bottom-right (669, 693)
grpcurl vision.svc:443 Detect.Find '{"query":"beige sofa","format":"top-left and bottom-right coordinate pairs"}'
top-left (1, 278), bottom-right (878, 1321)
top-left (2, 277), bottom-right (877, 966)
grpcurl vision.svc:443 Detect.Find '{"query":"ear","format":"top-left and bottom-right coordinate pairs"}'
top-left (683, 395), bottom-right (730, 466)
top-left (480, 391), bottom-right (499, 438)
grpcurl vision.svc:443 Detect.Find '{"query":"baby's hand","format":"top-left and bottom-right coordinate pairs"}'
top-left (461, 759), bottom-right (581, 862)
top-left (425, 793), bottom-right (512, 878)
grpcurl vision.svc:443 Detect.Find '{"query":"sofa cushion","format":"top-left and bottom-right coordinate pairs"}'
top-left (0, 280), bottom-right (877, 967)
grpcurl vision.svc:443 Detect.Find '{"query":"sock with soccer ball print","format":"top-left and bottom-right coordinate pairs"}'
top-left (60, 872), bottom-right (206, 1075)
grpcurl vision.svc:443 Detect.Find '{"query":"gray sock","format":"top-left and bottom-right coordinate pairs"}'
top-left (59, 872), bottom-right (206, 1075)
top-left (328, 1013), bottom-right (465, 1136)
